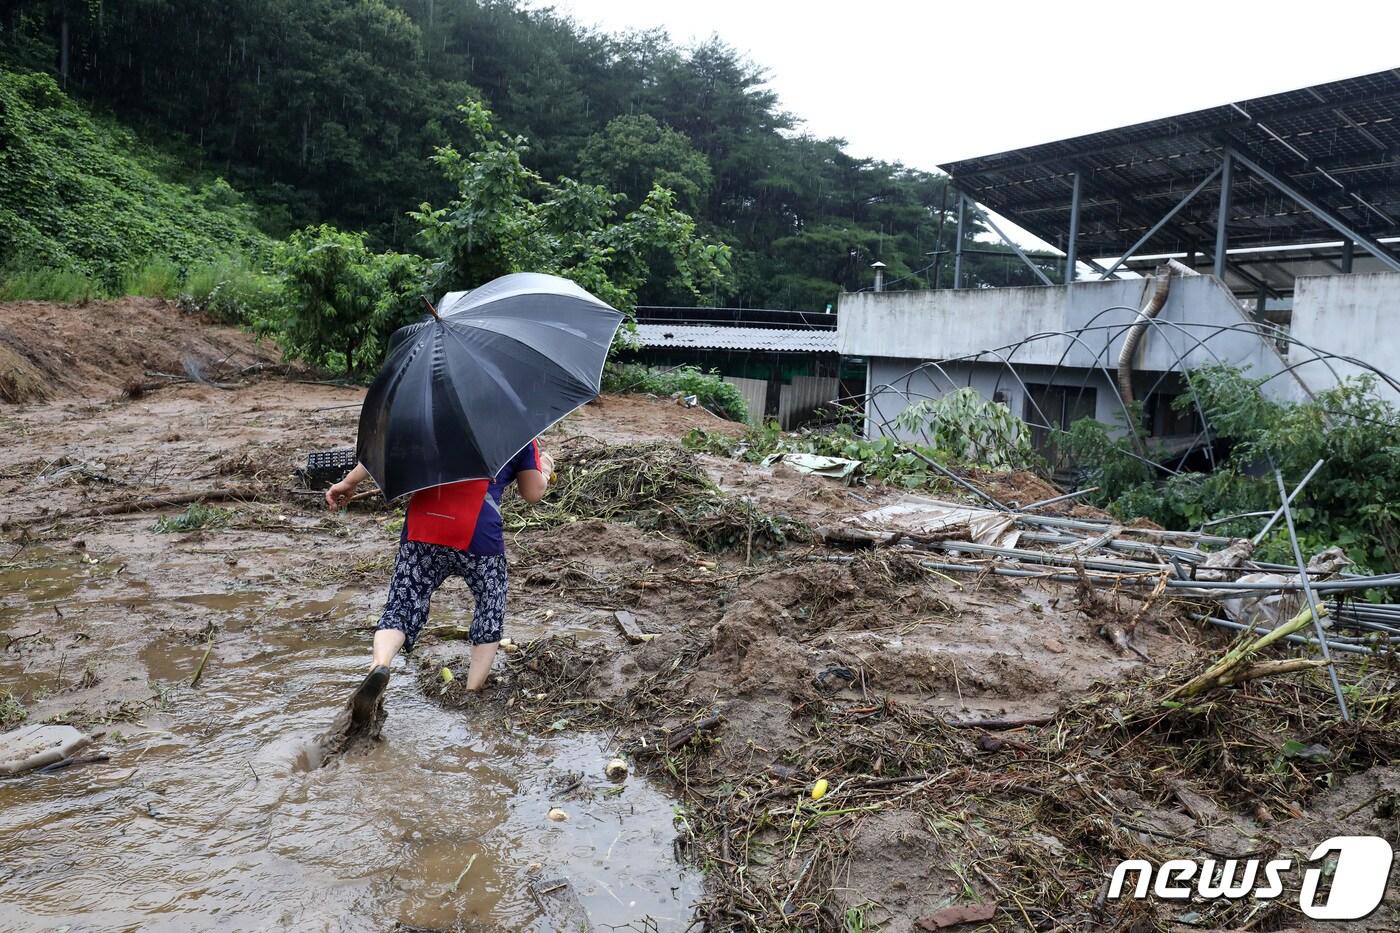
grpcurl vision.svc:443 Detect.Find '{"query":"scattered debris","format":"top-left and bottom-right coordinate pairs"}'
top-left (612, 610), bottom-right (652, 644)
top-left (761, 451), bottom-right (861, 480)
top-left (505, 438), bottom-right (803, 552)
top-left (0, 724), bottom-right (93, 776)
top-left (529, 876), bottom-right (592, 932)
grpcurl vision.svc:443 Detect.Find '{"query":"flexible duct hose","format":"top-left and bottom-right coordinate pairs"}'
top-left (1117, 264), bottom-right (1172, 406)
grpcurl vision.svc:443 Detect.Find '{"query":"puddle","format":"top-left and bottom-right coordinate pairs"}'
top-left (0, 566), bottom-right (700, 930)
top-left (0, 547), bottom-right (121, 610)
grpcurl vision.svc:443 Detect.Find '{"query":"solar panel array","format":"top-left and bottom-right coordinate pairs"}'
top-left (940, 68), bottom-right (1400, 261)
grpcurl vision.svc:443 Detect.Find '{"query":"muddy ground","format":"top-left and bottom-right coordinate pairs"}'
top-left (2, 299), bottom-right (1398, 932)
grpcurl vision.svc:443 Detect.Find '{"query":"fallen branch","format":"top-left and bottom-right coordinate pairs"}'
top-left (633, 714), bottom-right (724, 757)
top-left (1162, 603), bottom-right (1327, 703)
top-left (35, 753), bottom-right (110, 774)
top-left (49, 486), bottom-right (268, 521)
top-left (3, 630), bottom-right (43, 651)
top-left (945, 713), bottom-right (1054, 730)
top-left (190, 627), bottom-right (217, 687)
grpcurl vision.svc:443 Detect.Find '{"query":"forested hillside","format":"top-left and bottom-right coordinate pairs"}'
top-left (1, 0), bottom-right (1057, 311)
top-left (0, 71), bottom-right (269, 291)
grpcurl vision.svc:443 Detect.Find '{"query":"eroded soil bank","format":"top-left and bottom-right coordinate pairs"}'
top-left (3, 299), bottom-right (1398, 932)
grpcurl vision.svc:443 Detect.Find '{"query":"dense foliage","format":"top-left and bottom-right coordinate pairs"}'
top-left (0, 71), bottom-right (269, 287)
top-left (601, 363), bottom-right (748, 422)
top-left (893, 389), bottom-right (1037, 472)
top-left (264, 225), bottom-right (428, 376)
top-left (1068, 367), bottom-right (1400, 574)
top-left (411, 101), bottom-right (731, 312)
top-left (2, 0), bottom-right (1059, 310)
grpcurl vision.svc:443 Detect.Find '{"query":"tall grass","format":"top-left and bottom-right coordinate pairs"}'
top-left (0, 265), bottom-right (100, 302)
top-left (119, 257), bottom-right (183, 298)
top-left (0, 255), bottom-right (282, 324)
top-left (602, 362), bottom-right (749, 422)
top-left (181, 256), bottom-right (282, 323)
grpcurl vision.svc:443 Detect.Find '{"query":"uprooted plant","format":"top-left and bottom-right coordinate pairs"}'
top-left (504, 438), bottom-right (804, 552)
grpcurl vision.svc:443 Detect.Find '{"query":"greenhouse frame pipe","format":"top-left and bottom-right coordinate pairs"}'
top-left (1253, 459), bottom-right (1325, 545)
top-left (1195, 615), bottom-right (1376, 657)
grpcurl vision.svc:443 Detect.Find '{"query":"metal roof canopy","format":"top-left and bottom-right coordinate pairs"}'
top-left (1121, 236), bottom-right (1400, 297)
top-left (939, 68), bottom-right (1400, 293)
top-left (632, 323), bottom-right (838, 353)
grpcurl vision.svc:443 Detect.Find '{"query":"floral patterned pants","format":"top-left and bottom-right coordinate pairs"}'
top-left (376, 540), bottom-right (508, 651)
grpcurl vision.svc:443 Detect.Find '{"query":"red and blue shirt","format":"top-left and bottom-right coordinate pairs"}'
top-left (404, 441), bottom-right (542, 554)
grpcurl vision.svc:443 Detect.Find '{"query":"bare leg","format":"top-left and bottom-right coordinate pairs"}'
top-left (465, 642), bottom-right (499, 691)
top-left (372, 629), bottom-right (405, 668)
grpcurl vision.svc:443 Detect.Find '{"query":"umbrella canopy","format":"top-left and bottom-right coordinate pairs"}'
top-left (356, 272), bottom-right (623, 501)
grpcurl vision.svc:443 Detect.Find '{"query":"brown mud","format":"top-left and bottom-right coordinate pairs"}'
top-left (2, 299), bottom-right (1397, 931)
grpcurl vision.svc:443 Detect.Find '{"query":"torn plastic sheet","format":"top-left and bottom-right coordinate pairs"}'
top-left (850, 496), bottom-right (1022, 549)
top-left (761, 452), bottom-right (862, 480)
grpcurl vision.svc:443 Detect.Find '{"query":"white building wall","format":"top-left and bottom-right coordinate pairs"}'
top-left (840, 275), bottom-right (1288, 377)
top-left (1289, 271), bottom-right (1400, 403)
top-left (865, 358), bottom-right (1123, 443)
top-left (838, 273), bottom-right (1372, 439)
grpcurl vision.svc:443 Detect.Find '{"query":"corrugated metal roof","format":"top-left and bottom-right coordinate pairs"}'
top-left (632, 323), bottom-right (838, 353)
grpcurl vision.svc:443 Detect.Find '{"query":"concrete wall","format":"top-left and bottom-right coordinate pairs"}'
top-left (841, 274), bottom-right (1322, 441)
top-left (865, 358), bottom-right (1125, 443)
top-left (840, 275), bottom-right (1287, 377)
top-left (1289, 272), bottom-right (1400, 403)
top-left (846, 270), bottom-right (1400, 447)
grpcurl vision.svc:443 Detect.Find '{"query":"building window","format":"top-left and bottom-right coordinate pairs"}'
top-left (1144, 392), bottom-right (1202, 437)
top-left (1023, 383), bottom-right (1097, 472)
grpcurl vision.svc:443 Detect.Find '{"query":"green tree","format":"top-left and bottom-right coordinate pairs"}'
top-left (1, 0), bottom-right (1060, 308)
top-left (267, 224), bottom-right (427, 376)
top-left (578, 114), bottom-right (712, 213)
top-left (410, 100), bottom-right (732, 314)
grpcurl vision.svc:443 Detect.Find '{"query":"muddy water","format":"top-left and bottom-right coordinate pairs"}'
top-left (0, 556), bottom-right (698, 931)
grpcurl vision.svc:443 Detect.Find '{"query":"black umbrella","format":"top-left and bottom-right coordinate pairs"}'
top-left (356, 272), bottom-right (624, 501)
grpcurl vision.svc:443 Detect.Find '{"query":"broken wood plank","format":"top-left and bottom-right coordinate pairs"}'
top-left (529, 876), bottom-right (593, 932)
top-left (945, 714), bottom-right (1053, 730)
top-left (817, 523), bottom-right (901, 548)
top-left (612, 610), bottom-right (652, 644)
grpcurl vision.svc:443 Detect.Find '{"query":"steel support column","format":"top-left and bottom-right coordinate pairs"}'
top-left (1213, 153), bottom-right (1233, 279)
top-left (1341, 238), bottom-right (1355, 273)
top-left (1098, 164), bottom-right (1223, 280)
top-left (963, 200), bottom-right (1054, 287)
top-left (953, 193), bottom-right (967, 289)
top-left (1065, 171), bottom-right (1082, 283)
top-left (1225, 145), bottom-right (1400, 274)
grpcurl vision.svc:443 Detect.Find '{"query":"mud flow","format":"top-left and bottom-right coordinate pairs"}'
top-left (0, 551), bottom-right (697, 931)
top-left (7, 300), bottom-right (1397, 932)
